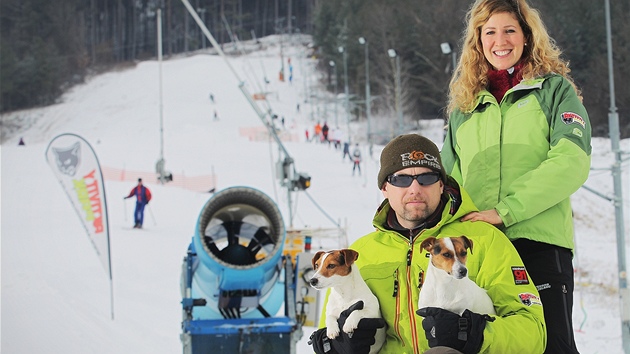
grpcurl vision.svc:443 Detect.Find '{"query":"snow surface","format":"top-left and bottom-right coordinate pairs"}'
top-left (1, 34), bottom-right (629, 353)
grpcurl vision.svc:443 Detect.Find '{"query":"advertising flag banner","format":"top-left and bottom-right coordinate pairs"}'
top-left (45, 133), bottom-right (113, 282)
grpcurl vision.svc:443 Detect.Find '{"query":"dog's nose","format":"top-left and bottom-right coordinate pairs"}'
top-left (458, 268), bottom-right (468, 278)
top-left (309, 278), bottom-right (318, 286)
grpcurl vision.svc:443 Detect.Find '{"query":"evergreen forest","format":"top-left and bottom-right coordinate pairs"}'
top-left (1, 0), bottom-right (628, 137)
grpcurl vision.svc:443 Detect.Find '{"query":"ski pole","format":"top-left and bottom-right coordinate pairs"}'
top-left (123, 198), bottom-right (127, 221)
top-left (147, 203), bottom-right (157, 226)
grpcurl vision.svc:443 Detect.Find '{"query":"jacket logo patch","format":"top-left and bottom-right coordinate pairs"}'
top-left (519, 293), bottom-right (542, 307)
top-left (512, 266), bottom-right (530, 285)
top-left (561, 112), bottom-right (586, 128)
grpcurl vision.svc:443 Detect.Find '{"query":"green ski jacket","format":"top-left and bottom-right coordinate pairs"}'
top-left (341, 180), bottom-right (546, 353)
top-left (441, 74), bottom-right (592, 250)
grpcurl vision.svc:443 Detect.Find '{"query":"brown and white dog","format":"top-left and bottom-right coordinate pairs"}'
top-left (309, 249), bottom-right (385, 353)
top-left (418, 236), bottom-right (496, 316)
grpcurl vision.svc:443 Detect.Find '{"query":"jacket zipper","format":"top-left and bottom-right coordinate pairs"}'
top-left (392, 246), bottom-right (421, 353)
top-left (406, 247), bottom-right (421, 354)
top-left (555, 249), bottom-right (574, 344)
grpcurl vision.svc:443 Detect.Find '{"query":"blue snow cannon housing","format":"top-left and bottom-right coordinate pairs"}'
top-left (189, 186), bottom-right (286, 318)
top-left (181, 186), bottom-right (301, 353)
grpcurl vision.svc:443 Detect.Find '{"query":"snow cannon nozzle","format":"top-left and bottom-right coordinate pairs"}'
top-left (183, 186), bottom-right (287, 320)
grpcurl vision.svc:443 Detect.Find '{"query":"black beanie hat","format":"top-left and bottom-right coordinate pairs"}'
top-left (377, 134), bottom-right (447, 188)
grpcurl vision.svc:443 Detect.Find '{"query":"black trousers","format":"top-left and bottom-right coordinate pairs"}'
top-left (513, 239), bottom-right (580, 354)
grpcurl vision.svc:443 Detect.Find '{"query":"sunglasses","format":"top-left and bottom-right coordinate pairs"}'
top-left (387, 172), bottom-right (441, 187)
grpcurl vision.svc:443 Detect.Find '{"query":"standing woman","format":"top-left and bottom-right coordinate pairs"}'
top-left (440, 0), bottom-right (591, 353)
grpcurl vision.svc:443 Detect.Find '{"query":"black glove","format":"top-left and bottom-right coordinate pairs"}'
top-left (416, 307), bottom-right (493, 354)
top-left (308, 301), bottom-right (386, 354)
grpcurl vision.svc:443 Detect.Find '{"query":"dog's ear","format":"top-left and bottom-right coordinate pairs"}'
top-left (420, 237), bottom-right (436, 252)
top-left (312, 251), bottom-right (326, 268)
top-left (340, 249), bottom-right (359, 266)
top-left (460, 235), bottom-right (474, 254)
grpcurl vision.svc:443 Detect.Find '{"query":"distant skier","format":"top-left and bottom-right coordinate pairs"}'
top-left (342, 141), bottom-right (352, 162)
top-left (314, 122), bottom-right (322, 143)
top-left (352, 144), bottom-right (362, 176)
top-left (288, 59), bottom-right (293, 84)
top-left (124, 178), bottom-right (152, 229)
top-left (322, 122), bottom-right (330, 144)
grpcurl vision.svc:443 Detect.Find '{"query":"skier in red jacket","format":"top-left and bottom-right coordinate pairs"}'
top-left (124, 178), bottom-right (152, 228)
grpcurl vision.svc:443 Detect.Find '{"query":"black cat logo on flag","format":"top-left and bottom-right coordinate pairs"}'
top-left (45, 133), bottom-right (112, 280)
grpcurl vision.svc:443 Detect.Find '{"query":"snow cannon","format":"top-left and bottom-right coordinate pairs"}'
top-left (187, 186), bottom-right (286, 319)
top-left (181, 186), bottom-right (302, 353)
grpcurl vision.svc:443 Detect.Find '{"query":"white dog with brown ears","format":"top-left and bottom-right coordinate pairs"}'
top-left (418, 236), bottom-right (496, 316)
top-left (309, 249), bottom-right (385, 353)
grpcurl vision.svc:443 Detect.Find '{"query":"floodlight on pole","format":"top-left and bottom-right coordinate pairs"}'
top-left (338, 46), bottom-right (351, 142)
top-left (359, 37), bottom-right (372, 149)
top-left (156, 8), bottom-right (169, 184)
top-left (440, 42), bottom-right (457, 74)
top-left (329, 61), bottom-right (338, 127)
top-left (388, 49), bottom-right (403, 136)
top-left (440, 42), bottom-right (451, 54)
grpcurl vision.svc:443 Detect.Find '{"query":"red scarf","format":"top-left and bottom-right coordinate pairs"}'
top-left (487, 62), bottom-right (524, 102)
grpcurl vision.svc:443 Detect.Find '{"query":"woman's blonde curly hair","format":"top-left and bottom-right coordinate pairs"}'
top-left (447, 0), bottom-right (581, 115)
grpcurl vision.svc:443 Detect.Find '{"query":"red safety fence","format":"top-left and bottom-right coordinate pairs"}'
top-left (101, 166), bottom-right (216, 193)
top-left (238, 126), bottom-right (299, 142)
